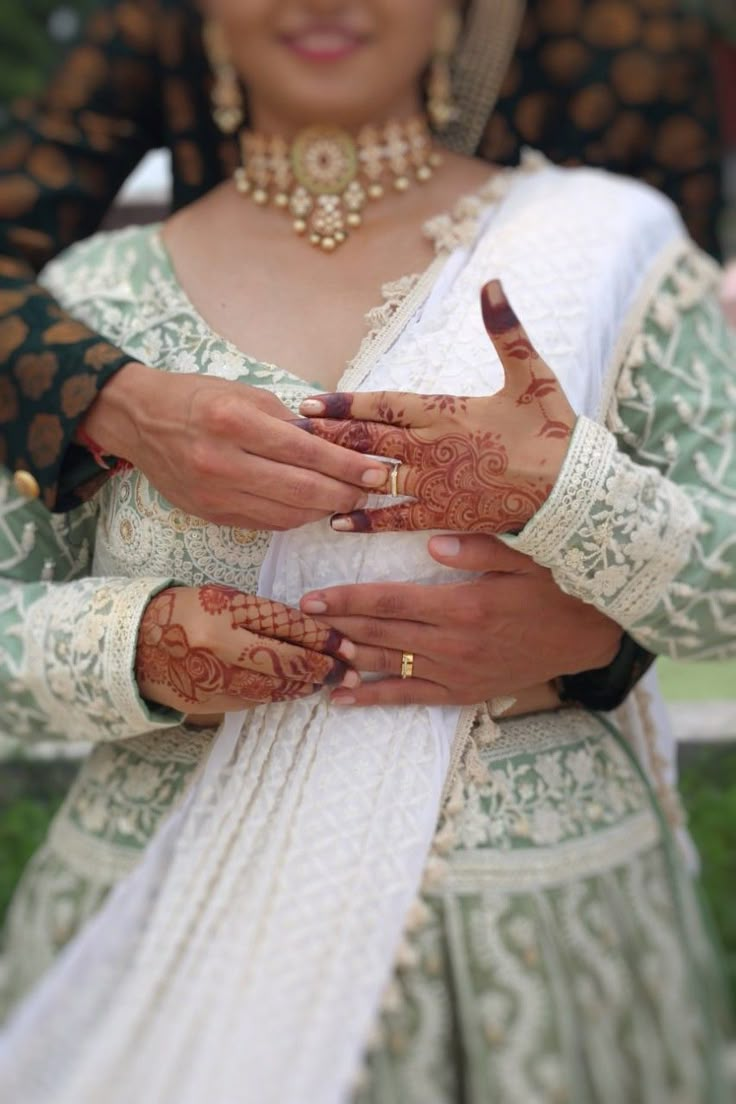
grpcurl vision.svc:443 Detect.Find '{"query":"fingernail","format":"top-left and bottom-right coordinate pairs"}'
top-left (430, 536), bottom-right (461, 558)
top-left (361, 468), bottom-right (388, 488)
top-left (302, 598), bottom-right (327, 614)
top-left (342, 670), bottom-right (361, 689)
top-left (299, 399), bottom-right (325, 414)
top-left (484, 279), bottom-right (504, 304)
top-left (338, 639), bottom-right (357, 661)
top-left (325, 661), bottom-right (348, 686)
top-left (332, 510), bottom-right (371, 533)
top-left (481, 281), bottom-right (516, 335)
top-left (331, 691), bottom-right (356, 706)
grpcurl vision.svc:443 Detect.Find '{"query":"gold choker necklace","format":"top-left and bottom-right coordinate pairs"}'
top-left (234, 116), bottom-right (443, 252)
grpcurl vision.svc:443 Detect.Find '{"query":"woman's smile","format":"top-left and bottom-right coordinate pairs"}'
top-left (280, 26), bottom-right (371, 64)
top-left (208, 1), bottom-right (446, 132)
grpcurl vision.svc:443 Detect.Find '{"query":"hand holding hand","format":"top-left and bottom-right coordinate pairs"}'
top-left (136, 584), bottom-right (357, 715)
top-left (300, 535), bottom-right (621, 708)
top-left (297, 280), bottom-right (575, 535)
top-left (81, 368), bottom-right (390, 530)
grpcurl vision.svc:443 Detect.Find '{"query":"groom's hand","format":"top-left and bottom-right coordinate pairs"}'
top-left (300, 536), bottom-right (621, 708)
top-left (80, 366), bottom-right (390, 530)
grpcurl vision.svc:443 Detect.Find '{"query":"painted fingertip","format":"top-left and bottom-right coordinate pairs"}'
top-left (331, 691), bottom-right (356, 706)
top-left (290, 417), bottom-right (315, 433)
top-left (319, 394), bottom-right (353, 419)
top-left (323, 628), bottom-right (350, 658)
top-left (331, 510), bottom-right (371, 533)
top-left (299, 399), bottom-right (326, 415)
top-left (325, 660), bottom-right (349, 686)
top-left (430, 535), bottom-right (461, 559)
top-left (481, 280), bottom-right (517, 336)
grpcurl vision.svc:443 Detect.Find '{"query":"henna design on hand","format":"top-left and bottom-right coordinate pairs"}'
top-left (137, 591), bottom-right (311, 705)
top-left (136, 587), bottom-right (350, 710)
top-left (303, 422), bottom-right (549, 534)
top-left (197, 585), bottom-right (345, 660)
top-left (421, 395), bottom-right (469, 416)
top-left (482, 284), bottom-right (573, 441)
top-left (296, 280), bottom-right (576, 536)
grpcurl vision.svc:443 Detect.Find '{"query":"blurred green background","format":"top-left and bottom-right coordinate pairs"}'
top-left (659, 657), bottom-right (736, 700)
top-left (659, 659), bottom-right (736, 1009)
top-left (0, 1), bottom-right (94, 109)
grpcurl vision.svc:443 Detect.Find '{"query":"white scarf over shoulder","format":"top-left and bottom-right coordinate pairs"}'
top-left (0, 162), bottom-right (686, 1103)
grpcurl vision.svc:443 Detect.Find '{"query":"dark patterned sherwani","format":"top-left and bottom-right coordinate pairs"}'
top-left (0, 0), bottom-right (722, 508)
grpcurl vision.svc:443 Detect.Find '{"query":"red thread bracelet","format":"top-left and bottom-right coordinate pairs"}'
top-left (77, 427), bottom-right (133, 475)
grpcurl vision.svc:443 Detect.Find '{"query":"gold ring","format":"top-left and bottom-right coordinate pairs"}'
top-left (389, 464), bottom-right (400, 497)
top-left (400, 651), bottom-right (414, 679)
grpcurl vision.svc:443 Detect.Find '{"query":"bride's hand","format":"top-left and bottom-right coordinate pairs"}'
top-left (296, 280), bottom-right (576, 535)
top-left (135, 584), bottom-right (358, 715)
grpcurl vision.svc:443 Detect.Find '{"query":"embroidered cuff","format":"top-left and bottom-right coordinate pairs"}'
top-left (24, 575), bottom-right (184, 742)
top-left (505, 415), bottom-right (701, 629)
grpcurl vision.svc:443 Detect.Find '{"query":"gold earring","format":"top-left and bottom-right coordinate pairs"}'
top-left (203, 20), bottom-right (244, 135)
top-left (427, 7), bottom-right (461, 132)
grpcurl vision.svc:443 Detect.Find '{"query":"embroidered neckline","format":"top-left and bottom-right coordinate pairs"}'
top-left (342, 150), bottom-right (550, 389)
top-left (152, 150), bottom-right (550, 395)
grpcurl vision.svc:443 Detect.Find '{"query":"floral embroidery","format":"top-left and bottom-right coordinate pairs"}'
top-left (512, 247), bottom-right (736, 660)
top-left (1, 231), bottom-right (730, 1097)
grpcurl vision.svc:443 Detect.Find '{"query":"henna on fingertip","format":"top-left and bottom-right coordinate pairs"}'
top-left (292, 416), bottom-right (397, 458)
top-left (299, 394), bottom-right (354, 419)
top-left (196, 585), bottom-right (354, 657)
top-left (480, 280), bottom-right (519, 336)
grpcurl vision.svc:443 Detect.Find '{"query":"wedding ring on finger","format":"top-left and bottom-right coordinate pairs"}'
top-left (389, 463), bottom-right (400, 497)
top-left (400, 651), bottom-right (415, 679)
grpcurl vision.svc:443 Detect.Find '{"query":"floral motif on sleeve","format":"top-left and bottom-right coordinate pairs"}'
top-left (510, 246), bottom-right (736, 660)
top-left (0, 469), bottom-right (180, 746)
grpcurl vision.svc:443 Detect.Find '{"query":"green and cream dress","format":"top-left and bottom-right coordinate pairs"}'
top-left (0, 160), bottom-right (734, 1102)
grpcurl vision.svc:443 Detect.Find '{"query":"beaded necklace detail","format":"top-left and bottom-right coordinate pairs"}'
top-left (235, 116), bottom-right (443, 252)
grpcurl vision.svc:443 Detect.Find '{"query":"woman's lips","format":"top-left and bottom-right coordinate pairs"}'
top-left (281, 29), bottom-right (366, 63)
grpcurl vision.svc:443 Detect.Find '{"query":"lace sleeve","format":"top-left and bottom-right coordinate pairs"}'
top-left (508, 247), bottom-right (736, 661)
top-left (0, 469), bottom-right (181, 745)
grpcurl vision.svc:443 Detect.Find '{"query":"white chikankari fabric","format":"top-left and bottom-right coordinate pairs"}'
top-left (0, 161), bottom-right (731, 1102)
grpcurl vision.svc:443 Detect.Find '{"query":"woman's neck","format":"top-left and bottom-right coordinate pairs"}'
top-left (246, 92), bottom-right (425, 141)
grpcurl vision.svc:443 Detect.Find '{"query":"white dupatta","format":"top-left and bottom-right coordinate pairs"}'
top-left (0, 163), bottom-right (686, 1103)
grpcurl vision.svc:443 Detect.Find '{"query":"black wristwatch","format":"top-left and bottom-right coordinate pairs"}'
top-left (556, 632), bottom-right (655, 712)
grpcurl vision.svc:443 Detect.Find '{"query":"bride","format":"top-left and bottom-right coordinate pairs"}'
top-left (0, 0), bottom-right (733, 1100)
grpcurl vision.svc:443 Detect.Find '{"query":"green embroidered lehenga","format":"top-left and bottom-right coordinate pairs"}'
top-left (0, 161), bottom-right (734, 1101)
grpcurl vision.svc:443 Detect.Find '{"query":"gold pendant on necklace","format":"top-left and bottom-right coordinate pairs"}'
top-left (235, 117), bottom-right (442, 252)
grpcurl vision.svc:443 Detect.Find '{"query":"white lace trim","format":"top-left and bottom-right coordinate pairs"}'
top-left (445, 811), bottom-right (660, 893)
top-left (342, 158), bottom-right (544, 391)
top-left (23, 576), bottom-right (177, 743)
top-left (509, 416), bottom-right (701, 627)
top-left (105, 576), bottom-right (179, 730)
